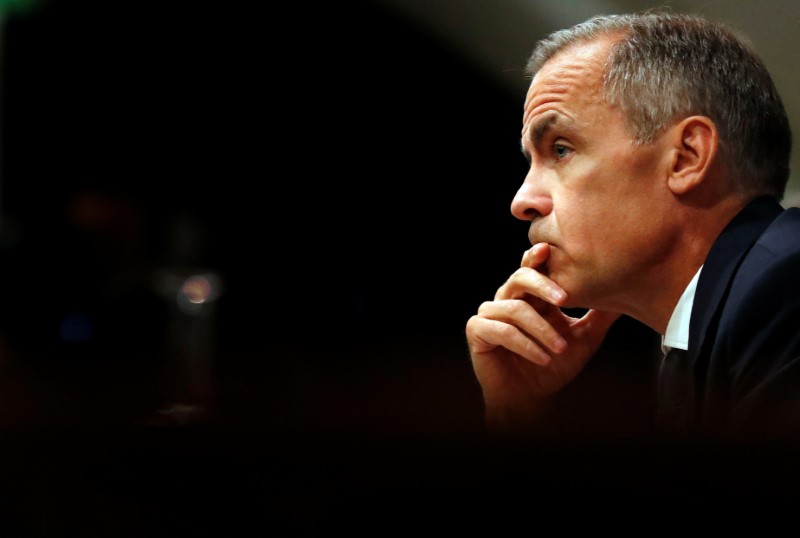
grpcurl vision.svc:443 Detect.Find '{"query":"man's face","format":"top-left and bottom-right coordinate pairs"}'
top-left (514, 38), bottom-right (677, 310)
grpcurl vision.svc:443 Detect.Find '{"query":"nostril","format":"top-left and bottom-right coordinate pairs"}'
top-left (523, 207), bottom-right (541, 219)
top-left (511, 192), bottom-right (552, 221)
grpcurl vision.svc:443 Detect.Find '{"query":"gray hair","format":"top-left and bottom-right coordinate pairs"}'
top-left (526, 12), bottom-right (792, 199)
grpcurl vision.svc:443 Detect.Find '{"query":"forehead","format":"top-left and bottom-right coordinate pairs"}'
top-left (523, 38), bottom-right (613, 127)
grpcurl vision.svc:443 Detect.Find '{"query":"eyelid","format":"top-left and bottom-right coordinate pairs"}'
top-left (553, 140), bottom-right (573, 160)
top-left (553, 136), bottom-right (571, 147)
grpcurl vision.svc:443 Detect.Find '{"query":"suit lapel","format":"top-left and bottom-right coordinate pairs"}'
top-left (688, 195), bottom-right (784, 367)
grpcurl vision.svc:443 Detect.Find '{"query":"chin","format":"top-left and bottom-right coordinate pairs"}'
top-left (550, 272), bottom-right (594, 310)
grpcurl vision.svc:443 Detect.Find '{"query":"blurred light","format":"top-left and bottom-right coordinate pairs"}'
top-left (182, 275), bottom-right (212, 304)
top-left (176, 273), bottom-right (220, 314)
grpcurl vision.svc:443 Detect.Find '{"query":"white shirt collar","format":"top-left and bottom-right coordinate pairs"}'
top-left (661, 265), bottom-right (703, 354)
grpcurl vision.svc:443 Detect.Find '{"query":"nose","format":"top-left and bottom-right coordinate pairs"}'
top-left (510, 170), bottom-right (553, 221)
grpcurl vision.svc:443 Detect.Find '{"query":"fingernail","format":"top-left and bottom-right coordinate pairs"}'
top-left (553, 337), bottom-right (567, 352)
top-left (550, 288), bottom-right (566, 302)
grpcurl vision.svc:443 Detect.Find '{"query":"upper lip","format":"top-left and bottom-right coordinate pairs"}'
top-left (528, 225), bottom-right (552, 246)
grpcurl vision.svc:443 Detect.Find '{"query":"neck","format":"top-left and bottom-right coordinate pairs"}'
top-left (613, 194), bottom-right (749, 334)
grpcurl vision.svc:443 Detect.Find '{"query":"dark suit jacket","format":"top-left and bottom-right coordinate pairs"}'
top-left (680, 195), bottom-right (800, 443)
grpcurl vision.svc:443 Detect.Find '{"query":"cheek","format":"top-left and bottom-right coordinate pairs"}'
top-left (557, 191), bottom-right (645, 274)
top-left (556, 192), bottom-right (606, 252)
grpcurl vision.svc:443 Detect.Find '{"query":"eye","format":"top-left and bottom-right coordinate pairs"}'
top-left (554, 144), bottom-right (572, 160)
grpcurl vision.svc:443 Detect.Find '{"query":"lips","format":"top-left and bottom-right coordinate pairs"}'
top-left (528, 231), bottom-right (554, 248)
top-left (528, 223), bottom-right (554, 247)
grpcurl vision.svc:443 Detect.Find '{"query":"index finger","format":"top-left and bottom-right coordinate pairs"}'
top-left (521, 242), bottom-right (550, 269)
top-left (499, 242), bottom-right (566, 304)
top-left (496, 266), bottom-right (567, 305)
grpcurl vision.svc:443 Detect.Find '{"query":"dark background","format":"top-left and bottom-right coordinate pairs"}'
top-left (0, 0), bottom-right (540, 433)
top-left (0, 0), bottom-right (791, 535)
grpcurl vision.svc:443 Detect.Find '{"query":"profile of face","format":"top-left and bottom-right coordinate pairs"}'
top-left (513, 37), bottom-right (678, 311)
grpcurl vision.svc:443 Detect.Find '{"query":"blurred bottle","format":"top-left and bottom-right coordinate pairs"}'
top-left (152, 213), bottom-right (222, 425)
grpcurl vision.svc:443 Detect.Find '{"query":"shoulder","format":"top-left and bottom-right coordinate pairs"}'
top-left (715, 209), bottom-right (800, 432)
top-left (751, 206), bottom-right (800, 255)
top-left (693, 205), bottom-right (800, 442)
top-left (721, 207), bottom-right (800, 351)
top-left (726, 207), bottom-right (800, 308)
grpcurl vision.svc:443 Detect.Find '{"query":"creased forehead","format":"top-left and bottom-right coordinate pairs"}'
top-left (525, 35), bottom-right (621, 95)
top-left (523, 39), bottom-right (612, 126)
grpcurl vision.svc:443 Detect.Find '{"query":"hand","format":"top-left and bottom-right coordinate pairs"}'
top-left (466, 243), bottom-right (620, 431)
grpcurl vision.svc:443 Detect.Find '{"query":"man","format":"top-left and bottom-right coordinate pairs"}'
top-left (466, 12), bottom-right (800, 443)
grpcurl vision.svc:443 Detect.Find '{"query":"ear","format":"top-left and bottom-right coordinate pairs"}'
top-left (667, 116), bottom-right (718, 195)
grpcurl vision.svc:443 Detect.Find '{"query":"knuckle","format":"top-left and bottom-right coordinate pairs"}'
top-left (494, 283), bottom-right (509, 300)
top-left (495, 323), bottom-right (515, 340)
top-left (477, 301), bottom-right (494, 315)
top-left (512, 267), bottom-right (529, 279)
top-left (465, 315), bottom-right (481, 335)
top-left (507, 299), bottom-right (527, 316)
top-left (532, 314), bottom-right (550, 335)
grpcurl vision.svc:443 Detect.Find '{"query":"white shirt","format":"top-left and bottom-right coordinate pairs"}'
top-left (661, 266), bottom-right (703, 355)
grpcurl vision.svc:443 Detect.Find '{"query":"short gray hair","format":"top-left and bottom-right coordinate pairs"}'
top-left (526, 12), bottom-right (792, 199)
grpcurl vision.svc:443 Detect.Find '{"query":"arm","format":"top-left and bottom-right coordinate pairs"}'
top-left (466, 243), bottom-right (619, 432)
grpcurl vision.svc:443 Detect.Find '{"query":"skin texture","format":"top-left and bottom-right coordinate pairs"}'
top-left (514, 38), bottom-right (682, 316)
top-left (468, 243), bottom-right (619, 430)
top-left (466, 36), bottom-right (747, 431)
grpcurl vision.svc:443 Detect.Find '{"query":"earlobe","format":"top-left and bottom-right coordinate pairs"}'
top-left (667, 116), bottom-right (718, 195)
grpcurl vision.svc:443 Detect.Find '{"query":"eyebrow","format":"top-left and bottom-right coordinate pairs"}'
top-left (532, 113), bottom-right (561, 147)
top-left (520, 112), bottom-right (560, 161)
